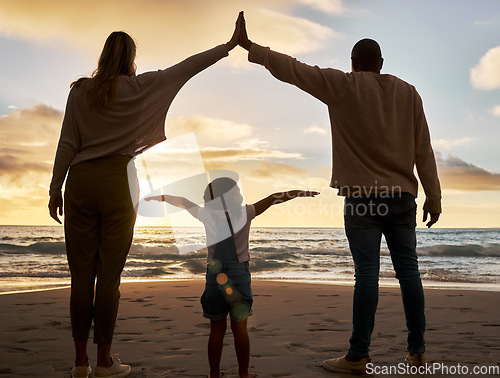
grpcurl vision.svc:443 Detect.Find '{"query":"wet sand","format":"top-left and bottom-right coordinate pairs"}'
top-left (0, 280), bottom-right (499, 377)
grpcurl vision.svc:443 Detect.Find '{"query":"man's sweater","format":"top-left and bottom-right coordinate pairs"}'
top-left (248, 43), bottom-right (441, 214)
top-left (49, 45), bottom-right (229, 197)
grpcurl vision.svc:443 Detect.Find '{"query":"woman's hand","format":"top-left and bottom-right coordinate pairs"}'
top-left (48, 196), bottom-right (63, 224)
top-left (239, 12), bottom-right (252, 50)
top-left (226, 11), bottom-right (244, 51)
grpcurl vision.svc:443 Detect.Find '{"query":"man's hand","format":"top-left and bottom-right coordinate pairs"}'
top-left (226, 11), bottom-right (244, 51)
top-left (423, 211), bottom-right (440, 228)
top-left (239, 12), bottom-right (252, 50)
top-left (48, 196), bottom-right (63, 224)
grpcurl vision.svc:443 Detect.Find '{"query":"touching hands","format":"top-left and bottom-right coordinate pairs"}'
top-left (238, 12), bottom-right (252, 50)
top-left (226, 11), bottom-right (245, 51)
top-left (226, 11), bottom-right (252, 52)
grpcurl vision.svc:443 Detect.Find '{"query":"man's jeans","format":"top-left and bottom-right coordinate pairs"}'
top-left (344, 193), bottom-right (425, 359)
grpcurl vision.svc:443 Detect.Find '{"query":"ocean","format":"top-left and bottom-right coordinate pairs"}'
top-left (1, 226), bottom-right (499, 294)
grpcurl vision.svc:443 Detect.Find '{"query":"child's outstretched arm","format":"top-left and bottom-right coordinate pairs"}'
top-left (145, 194), bottom-right (200, 217)
top-left (253, 190), bottom-right (319, 216)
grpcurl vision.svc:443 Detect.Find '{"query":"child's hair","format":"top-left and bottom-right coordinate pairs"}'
top-left (203, 177), bottom-right (238, 203)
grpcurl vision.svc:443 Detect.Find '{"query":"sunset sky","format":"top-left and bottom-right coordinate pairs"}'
top-left (0, 0), bottom-right (499, 228)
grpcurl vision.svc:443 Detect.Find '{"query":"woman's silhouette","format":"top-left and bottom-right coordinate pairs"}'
top-left (48, 13), bottom-right (244, 378)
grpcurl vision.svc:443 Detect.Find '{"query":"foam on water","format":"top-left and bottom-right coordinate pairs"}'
top-left (0, 226), bottom-right (499, 293)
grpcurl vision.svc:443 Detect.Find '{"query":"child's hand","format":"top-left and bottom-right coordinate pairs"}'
top-left (254, 190), bottom-right (320, 216)
top-left (297, 190), bottom-right (320, 197)
top-left (286, 190), bottom-right (320, 198)
top-left (145, 196), bottom-right (161, 202)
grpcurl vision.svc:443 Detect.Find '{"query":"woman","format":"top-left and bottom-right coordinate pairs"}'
top-left (48, 13), bottom-right (243, 378)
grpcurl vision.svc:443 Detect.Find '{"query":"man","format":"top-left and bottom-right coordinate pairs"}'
top-left (238, 14), bottom-right (441, 375)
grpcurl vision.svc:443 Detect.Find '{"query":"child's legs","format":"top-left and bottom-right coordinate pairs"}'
top-left (208, 319), bottom-right (227, 377)
top-left (231, 318), bottom-right (250, 377)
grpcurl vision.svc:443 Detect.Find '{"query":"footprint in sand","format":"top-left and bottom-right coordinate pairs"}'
top-left (14, 326), bottom-right (38, 331)
top-left (175, 296), bottom-right (198, 301)
top-left (44, 320), bottom-right (63, 327)
top-left (195, 323), bottom-right (211, 329)
top-left (293, 312), bottom-right (322, 317)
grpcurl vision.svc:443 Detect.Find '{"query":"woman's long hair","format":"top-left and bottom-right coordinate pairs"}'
top-left (71, 31), bottom-right (137, 109)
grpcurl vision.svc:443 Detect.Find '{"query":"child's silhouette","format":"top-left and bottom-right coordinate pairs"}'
top-left (146, 177), bottom-right (318, 378)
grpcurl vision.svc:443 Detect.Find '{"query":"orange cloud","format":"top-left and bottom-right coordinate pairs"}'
top-left (0, 0), bottom-right (342, 69)
top-left (437, 153), bottom-right (500, 191)
top-left (251, 160), bottom-right (307, 178)
top-left (0, 105), bottom-right (62, 175)
top-left (166, 116), bottom-right (253, 142)
top-left (1, 103), bottom-right (500, 226)
top-left (201, 147), bottom-right (303, 162)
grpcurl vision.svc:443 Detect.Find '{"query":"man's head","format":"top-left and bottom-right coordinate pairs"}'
top-left (351, 39), bottom-right (383, 73)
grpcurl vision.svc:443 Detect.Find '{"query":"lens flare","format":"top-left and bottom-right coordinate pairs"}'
top-left (208, 259), bottom-right (222, 274)
top-left (216, 273), bottom-right (228, 285)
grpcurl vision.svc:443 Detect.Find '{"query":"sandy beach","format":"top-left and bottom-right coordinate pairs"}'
top-left (0, 280), bottom-right (499, 377)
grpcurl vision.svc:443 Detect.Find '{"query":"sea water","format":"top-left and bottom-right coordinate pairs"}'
top-left (0, 226), bottom-right (499, 294)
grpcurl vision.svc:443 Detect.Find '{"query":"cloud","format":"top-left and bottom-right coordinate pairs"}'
top-left (489, 105), bottom-right (500, 117)
top-left (0, 105), bottom-right (62, 223)
top-left (166, 116), bottom-right (253, 143)
top-left (0, 0), bottom-right (343, 69)
top-left (201, 147), bottom-right (303, 162)
top-left (0, 104), bottom-right (312, 223)
top-left (165, 115), bottom-right (305, 163)
top-left (304, 124), bottom-right (328, 135)
top-left (251, 160), bottom-right (307, 179)
top-left (0, 105), bottom-right (62, 176)
top-left (124, 115), bottom-right (308, 196)
top-left (251, 8), bottom-right (339, 56)
top-left (472, 20), bottom-right (498, 27)
top-left (0, 155), bottom-right (50, 174)
top-left (436, 153), bottom-right (500, 191)
top-left (470, 46), bottom-right (500, 90)
top-left (432, 137), bottom-right (474, 151)
top-left (296, 0), bottom-right (347, 15)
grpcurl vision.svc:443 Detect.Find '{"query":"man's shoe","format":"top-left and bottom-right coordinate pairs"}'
top-left (405, 353), bottom-right (427, 367)
top-left (323, 354), bottom-right (371, 375)
top-left (71, 365), bottom-right (91, 378)
top-left (94, 354), bottom-right (131, 377)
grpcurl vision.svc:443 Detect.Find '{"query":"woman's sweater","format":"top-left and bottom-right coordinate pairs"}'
top-left (248, 43), bottom-right (441, 213)
top-left (49, 45), bottom-right (228, 197)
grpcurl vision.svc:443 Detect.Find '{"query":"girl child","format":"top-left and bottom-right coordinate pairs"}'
top-left (146, 177), bottom-right (318, 378)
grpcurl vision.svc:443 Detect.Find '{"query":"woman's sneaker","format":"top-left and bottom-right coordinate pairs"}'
top-left (94, 354), bottom-right (131, 377)
top-left (71, 365), bottom-right (91, 378)
top-left (323, 354), bottom-right (371, 375)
